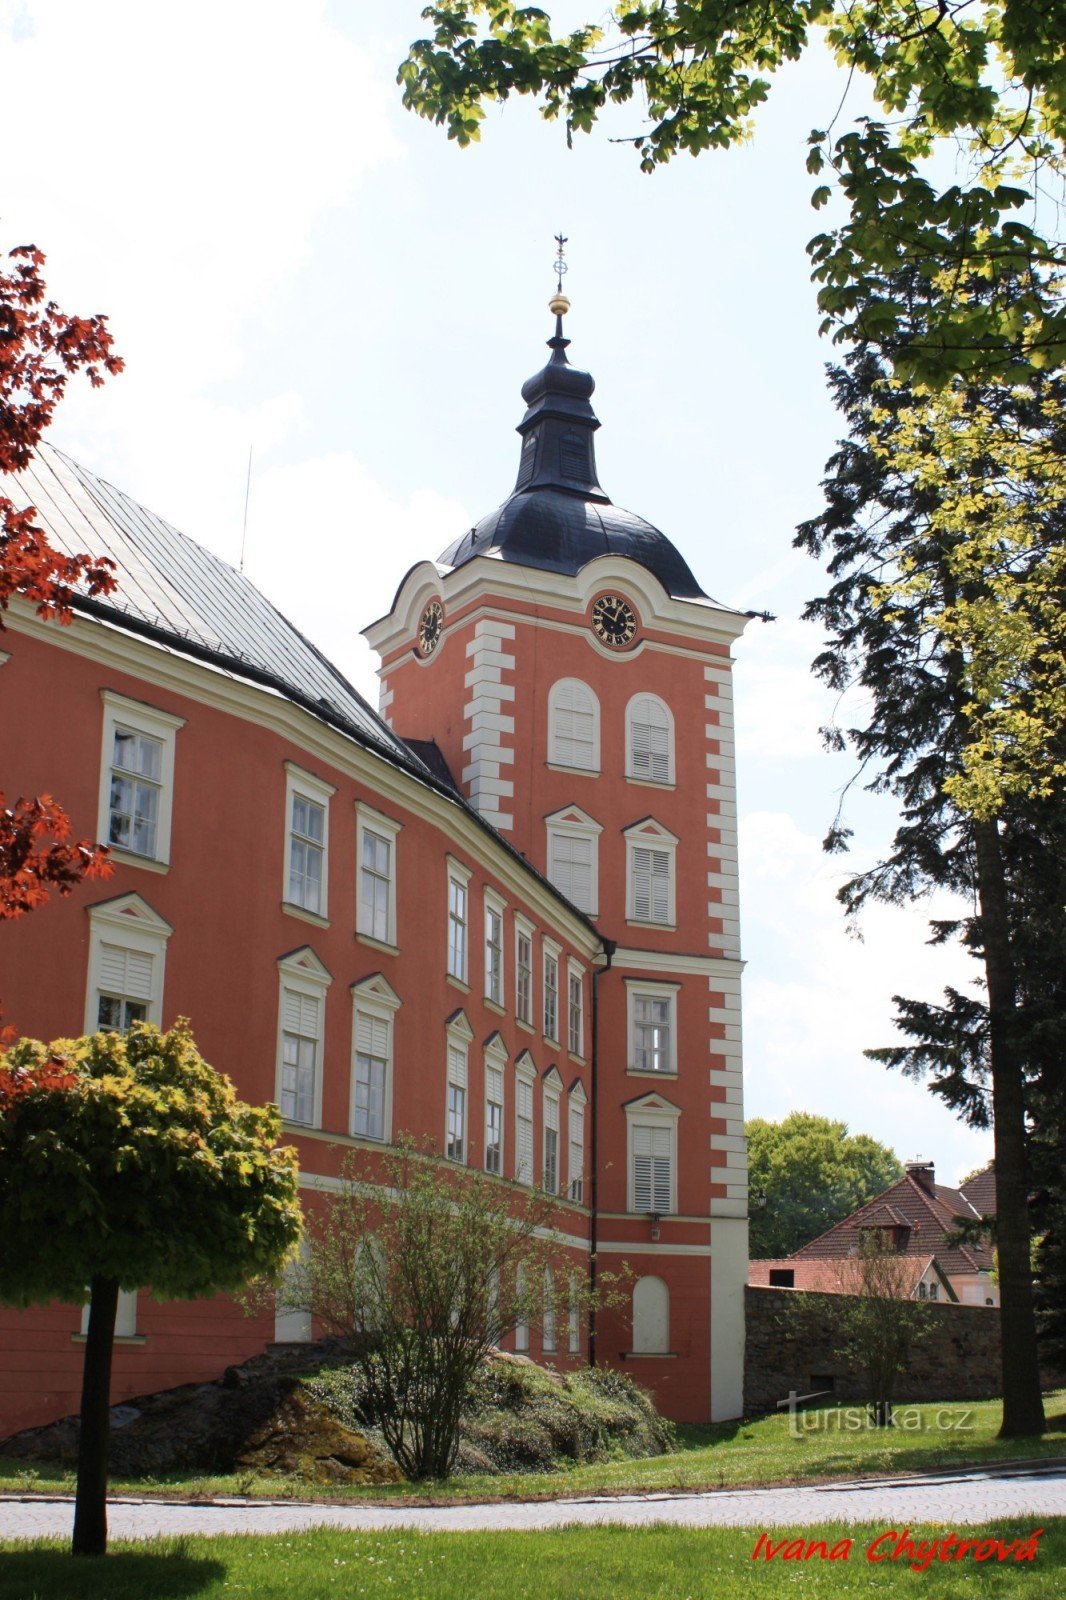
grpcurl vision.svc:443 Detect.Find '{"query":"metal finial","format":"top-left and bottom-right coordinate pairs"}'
top-left (549, 232), bottom-right (571, 317)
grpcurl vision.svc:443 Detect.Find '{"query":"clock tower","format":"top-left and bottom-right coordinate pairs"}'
top-left (364, 289), bottom-right (751, 1421)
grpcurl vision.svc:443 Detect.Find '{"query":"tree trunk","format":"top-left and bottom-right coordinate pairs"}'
top-left (973, 818), bottom-right (1046, 1438)
top-left (72, 1276), bottom-right (119, 1556)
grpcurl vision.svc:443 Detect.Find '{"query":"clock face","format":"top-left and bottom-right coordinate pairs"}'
top-left (591, 593), bottom-right (638, 648)
top-left (417, 600), bottom-right (444, 657)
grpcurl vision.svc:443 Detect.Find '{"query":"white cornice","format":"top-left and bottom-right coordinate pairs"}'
top-left (610, 946), bottom-right (746, 978)
top-left (4, 602), bottom-right (601, 960)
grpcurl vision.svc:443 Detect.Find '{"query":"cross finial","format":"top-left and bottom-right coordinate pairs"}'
top-left (549, 233), bottom-right (571, 318)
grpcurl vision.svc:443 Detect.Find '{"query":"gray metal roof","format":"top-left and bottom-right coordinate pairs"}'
top-left (10, 443), bottom-right (425, 774)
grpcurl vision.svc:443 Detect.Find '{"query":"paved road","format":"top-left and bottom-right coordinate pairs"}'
top-left (3, 1467), bottom-right (1065, 1540)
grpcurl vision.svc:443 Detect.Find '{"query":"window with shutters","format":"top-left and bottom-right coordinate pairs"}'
top-left (626, 694), bottom-right (675, 786)
top-left (484, 1054), bottom-right (505, 1176)
top-left (569, 1276), bottom-right (581, 1354)
top-left (542, 1267), bottom-right (556, 1352)
top-left (624, 822), bottom-right (678, 927)
top-left (445, 1012), bottom-right (472, 1163)
top-left (97, 692), bottom-right (184, 868)
top-left (446, 860), bottom-right (471, 983)
top-left (547, 679), bottom-right (600, 772)
top-left (484, 892), bottom-right (505, 1006)
top-left (545, 808), bottom-right (601, 916)
top-left (567, 964), bottom-right (584, 1057)
top-left (276, 948), bottom-right (332, 1129)
top-left (85, 893), bottom-right (172, 1034)
top-left (515, 1264), bottom-right (529, 1352)
top-left (542, 1077), bottom-right (561, 1194)
top-left (356, 805), bottom-right (400, 949)
top-left (350, 976), bottom-right (399, 1143)
top-left (543, 944), bottom-right (560, 1042)
top-left (515, 920), bottom-right (533, 1026)
top-left (515, 1058), bottom-right (535, 1185)
top-left (627, 1111), bottom-right (679, 1215)
top-left (627, 982), bottom-right (678, 1075)
top-left (283, 764), bottom-right (335, 921)
top-left (568, 1090), bottom-right (586, 1203)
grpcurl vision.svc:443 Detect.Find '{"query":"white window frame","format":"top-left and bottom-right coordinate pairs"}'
top-left (81, 1289), bottom-right (139, 1340)
top-left (624, 820), bottom-right (679, 927)
top-left (350, 974), bottom-right (400, 1143)
top-left (568, 1275), bottom-right (581, 1354)
top-left (283, 763), bottom-right (336, 922)
top-left (276, 947), bottom-right (332, 1129)
top-left (356, 803), bottom-right (400, 950)
top-left (446, 857), bottom-right (472, 984)
top-left (545, 807), bottom-right (602, 916)
top-left (567, 1080), bottom-right (587, 1204)
top-left (97, 691), bottom-right (184, 869)
top-left (515, 1052), bottom-right (536, 1186)
top-left (515, 916), bottom-right (534, 1028)
top-left (515, 1264), bottom-right (529, 1353)
top-left (85, 893), bottom-right (172, 1034)
top-left (484, 889), bottom-right (506, 1008)
top-left (547, 678), bottom-right (600, 773)
top-left (445, 1010), bottom-right (473, 1163)
top-left (484, 1033), bottom-right (507, 1177)
top-left (567, 961), bottom-right (585, 1059)
top-left (626, 979), bottom-right (680, 1076)
top-left (625, 1095), bottom-right (681, 1215)
top-left (542, 1266), bottom-right (556, 1353)
top-left (625, 693), bottom-right (675, 786)
top-left (542, 1067), bottom-right (562, 1195)
top-left (542, 938), bottom-right (561, 1044)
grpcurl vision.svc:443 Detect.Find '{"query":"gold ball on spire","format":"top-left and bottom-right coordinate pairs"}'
top-left (549, 292), bottom-right (571, 316)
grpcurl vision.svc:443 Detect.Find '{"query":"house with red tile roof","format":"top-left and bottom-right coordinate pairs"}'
top-left (748, 1161), bottom-right (998, 1307)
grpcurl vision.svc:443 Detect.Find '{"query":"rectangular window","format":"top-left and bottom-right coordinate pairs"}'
top-left (515, 1265), bottom-right (529, 1353)
top-left (98, 995), bottom-right (147, 1033)
top-left (548, 832), bottom-right (594, 913)
top-left (359, 830), bottom-right (392, 943)
top-left (632, 1125), bottom-right (673, 1214)
top-left (485, 902), bottom-right (504, 1005)
top-left (108, 727), bottom-right (163, 858)
top-left (353, 1011), bottom-right (389, 1141)
top-left (569, 1277), bottom-right (580, 1354)
top-left (568, 1101), bottom-right (584, 1203)
top-left (447, 1040), bottom-right (468, 1163)
top-left (81, 1289), bottom-right (138, 1339)
top-left (516, 1073), bottom-right (534, 1185)
top-left (543, 951), bottom-right (559, 1041)
top-left (289, 793), bottom-right (325, 914)
top-left (543, 1093), bottom-right (559, 1194)
top-left (633, 994), bottom-right (672, 1073)
top-left (485, 1063), bottom-right (504, 1175)
top-left (568, 969), bottom-right (583, 1056)
top-left (631, 846), bottom-right (672, 924)
top-left (542, 1269), bottom-right (556, 1353)
top-left (447, 875), bottom-right (468, 981)
top-left (281, 988), bottom-right (321, 1125)
top-left (516, 929), bottom-right (533, 1024)
top-left (96, 943), bottom-right (153, 1033)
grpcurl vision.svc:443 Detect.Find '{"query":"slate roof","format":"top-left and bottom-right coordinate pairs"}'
top-left (790, 1172), bottom-right (995, 1276)
top-left (9, 443), bottom-right (431, 779)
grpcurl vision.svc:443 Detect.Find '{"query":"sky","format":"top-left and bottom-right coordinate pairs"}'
top-left (1, 0), bottom-right (994, 1184)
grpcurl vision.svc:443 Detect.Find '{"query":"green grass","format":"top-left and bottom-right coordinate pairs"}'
top-left (1, 1523), bottom-right (1063, 1599)
top-left (2, 1392), bottom-right (1063, 1505)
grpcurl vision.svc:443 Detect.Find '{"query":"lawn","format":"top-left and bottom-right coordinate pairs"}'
top-left (1, 1523), bottom-right (1062, 1599)
top-left (2, 1392), bottom-right (1063, 1505)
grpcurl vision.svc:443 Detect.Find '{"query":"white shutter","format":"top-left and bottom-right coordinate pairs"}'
top-left (283, 988), bottom-right (320, 1039)
top-left (551, 681), bottom-right (597, 770)
top-left (448, 1044), bottom-right (468, 1090)
top-left (632, 847), bottom-right (671, 923)
top-left (356, 1010), bottom-right (389, 1060)
top-left (100, 943), bottom-right (153, 1001)
top-left (486, 1064), bottom-right (504, 1106)
top-left (630, 696), bottom-right (672, 783)
top-left (550, 832), bottom-right (593, 912)
top-left (544, 1093), bottom-right (559, 1133)
top-left (632, 1124), bottom-right (672, 1212)
top-left (516, 1076), bottom-right (534, 1183)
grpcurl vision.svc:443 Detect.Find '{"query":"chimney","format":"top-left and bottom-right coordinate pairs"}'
top-left (906, 1160), bottom-right (936, 1193)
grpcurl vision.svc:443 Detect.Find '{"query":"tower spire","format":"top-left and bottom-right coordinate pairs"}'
top-left (549, 231), bottom-right (571, 326)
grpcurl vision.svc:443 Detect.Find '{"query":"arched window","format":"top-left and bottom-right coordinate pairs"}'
top-left (632, 1275), bottom-right (670, 1354)
top-left (626, 694), bottom-right (674, 786)
top-left (548, 679), bottom-right (600, 772)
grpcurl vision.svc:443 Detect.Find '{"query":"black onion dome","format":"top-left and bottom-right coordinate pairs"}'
top-left (439, 316), bottom-right (707, 602)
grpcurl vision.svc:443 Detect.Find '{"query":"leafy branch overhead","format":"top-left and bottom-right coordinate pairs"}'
top-left (400, 2), bottom-right (1066, 382)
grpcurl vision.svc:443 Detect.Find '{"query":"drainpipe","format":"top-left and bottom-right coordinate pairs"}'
top-left (588, 937), bottom-right (615, 1368)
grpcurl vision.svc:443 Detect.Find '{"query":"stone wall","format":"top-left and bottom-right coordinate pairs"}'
top-left (744, 1285), bottom-right (1002, 1416)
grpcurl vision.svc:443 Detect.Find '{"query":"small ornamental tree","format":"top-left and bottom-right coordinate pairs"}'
top-left (1, 242), bottom-right (122, 1024)
top-left (837, 1232), bottom-right (930, 1427)
top-left (277, 1139), bottom-right (621, 1480)
top-left (0, 1021), bottom-right (302, 1556)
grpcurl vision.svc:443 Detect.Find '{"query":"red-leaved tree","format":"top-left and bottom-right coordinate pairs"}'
top-left (1, 243), bottom-right (124, 1026)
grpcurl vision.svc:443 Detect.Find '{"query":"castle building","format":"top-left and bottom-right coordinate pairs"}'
top-left (0, 296), bottom-right (751, 1435)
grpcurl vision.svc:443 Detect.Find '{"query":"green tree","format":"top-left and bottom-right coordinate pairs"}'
top-left (797, 322), bottom-right (1063, 1437)
top-left (837, 1230), bottom-right (929, 1426)
top-left (0, 1021), bottom-right (302, 1556)
top-left (278, 1138), bottom-right (619, 1480)
top-left (747, 1112), bottom-right (902, 1259)
top-left (400, 2), bottom-right (1066, 384)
